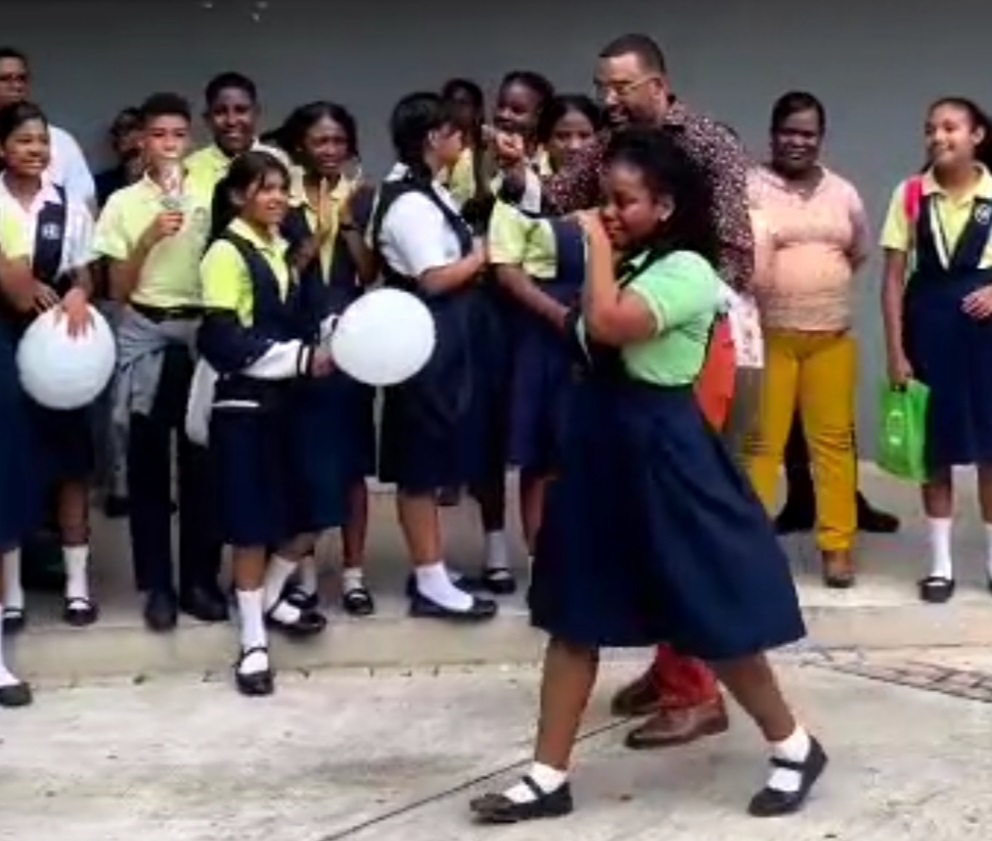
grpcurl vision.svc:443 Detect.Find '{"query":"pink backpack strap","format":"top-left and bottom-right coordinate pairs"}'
top-left (903, 175), bottom-right (924, 223)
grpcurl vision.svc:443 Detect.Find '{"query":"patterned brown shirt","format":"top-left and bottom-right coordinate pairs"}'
top-left (542, 100), bottom-right (754, 290)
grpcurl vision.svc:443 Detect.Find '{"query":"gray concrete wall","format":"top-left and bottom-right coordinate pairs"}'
top-left (7, 0), bottom-right (991, 448)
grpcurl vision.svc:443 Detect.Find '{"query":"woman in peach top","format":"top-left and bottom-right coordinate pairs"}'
top-left (747, 91), bottom-right (869, 587)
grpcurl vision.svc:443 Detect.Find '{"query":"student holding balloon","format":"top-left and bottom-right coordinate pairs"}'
top-left (370, 92), bottom-right (498, 622)
top-left (199, 150), bottom-right (333, 696)
top-left (278, 101), bottom-right (379, 616)
top-left (0, 101), bottom-right (100, 631)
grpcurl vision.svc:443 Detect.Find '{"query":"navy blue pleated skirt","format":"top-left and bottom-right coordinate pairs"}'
top-left (903, 271), bottom-right (992, 469)
top-left (508, 307), bottom-right (573, 474)
top-left (378, 290), bottom-right (487, 495)
top-left (291, 372), bottom-right (374, 533)
top-left (530, 376), bottom-right (805, 660)
top-left (30, 403), bottom-right (95, 484)
top-left (211, 406), bottom-right (307, 547)
top-left (0, 325), bottom-right (40, 548)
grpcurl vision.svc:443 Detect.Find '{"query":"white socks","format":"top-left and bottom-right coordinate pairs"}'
top-left (298, 555), bottom-right (318, 597)
top-left (235, 588), bottom-right (268, 675)
top-left (63, 545), bottom-right (90, 604)
top-left (484, 531), bottom-right (509, 571)
top-left (415, 561), bottom-right (472, 611)
top-left (503, 762), bottom-right (567, 804)
top-left (767, 726), bottom-right (811, 794)
top-left (342, 567), bottom-right (364, 594)
top-left (2, 549), bottom-right (23, 612)
top-left (0, 617), bottom-right (21, 688)
top-left (264, 555), bottom-right (301, 624)
top-left (927, 517), bottom-right (953, 581)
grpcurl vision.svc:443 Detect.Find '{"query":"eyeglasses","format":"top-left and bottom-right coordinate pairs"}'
top-left (593, 76), bottom-right (658, 99)
top-left (0, 73), bottom-right (28, 84)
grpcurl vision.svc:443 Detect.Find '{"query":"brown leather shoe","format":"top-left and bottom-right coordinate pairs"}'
top-left (822, 550), bottom-right (856, 589)
top-left (624, 696), bottom-right (730, 750)
top-left (610, 668), bottom-right (660, 718)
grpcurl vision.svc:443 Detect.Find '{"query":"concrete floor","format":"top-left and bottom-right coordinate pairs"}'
top-left (4, 467), bottom-right (992, 840)
top-left (2, 653), bottom-right (991, 841)
top-left (9, 465), bottom-right (992, 684)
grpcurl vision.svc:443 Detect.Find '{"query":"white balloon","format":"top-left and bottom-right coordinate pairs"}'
top-left (330, 288), bottom-right (436, 386)
top-left (16, 305), bottom-right (117, 410)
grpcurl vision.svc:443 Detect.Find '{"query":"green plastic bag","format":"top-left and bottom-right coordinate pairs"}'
top-left (877, 379), bottom-right (930, 482)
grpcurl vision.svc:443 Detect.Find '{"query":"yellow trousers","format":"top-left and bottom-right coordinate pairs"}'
top-left (746, 330), bottom-right (857, 552)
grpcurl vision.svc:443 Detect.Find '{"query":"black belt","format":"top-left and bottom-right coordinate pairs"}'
top-left (131, 303), bottom-right (203, 323)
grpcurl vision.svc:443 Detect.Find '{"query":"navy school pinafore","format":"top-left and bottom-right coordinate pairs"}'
top-left (0, 305), bottom-right (39, 548)
top-left (902, 193), bottom-right (992, 469)
top-left (507, 216), bottom-right (585, 473)
top-left (529, 252), bottom-right (806, 659)
top-left (371, 177), bottom-right (488, 494)
top-left (281, 186), bottom-right (377, 532)
top-left (24, 186), bottom-right (96, 484)
top-left (199, 232), bottom-right (313, 547)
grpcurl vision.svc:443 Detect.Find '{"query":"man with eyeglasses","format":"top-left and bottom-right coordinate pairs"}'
top-left (495, 32), bottom-right (753, 754)
top-left (0, 46), bottom-right (96, 210)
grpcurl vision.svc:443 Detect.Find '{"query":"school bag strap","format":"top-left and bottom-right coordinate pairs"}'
top-left (903, 175), bottom-right (924, 224)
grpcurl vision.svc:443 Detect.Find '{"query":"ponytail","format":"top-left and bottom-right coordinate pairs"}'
top-left (208, 173), bottom-right (237, 246)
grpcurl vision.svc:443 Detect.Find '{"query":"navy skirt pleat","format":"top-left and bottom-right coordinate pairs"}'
top-left (530, 378), bottom-right (805, 660)
top-left (0, 326), bottom-right (40, 547)
top-left (903, 272), bottom-right (992, 469)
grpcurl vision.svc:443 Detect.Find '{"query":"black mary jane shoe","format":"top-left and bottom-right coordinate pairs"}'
top-left (265, 600), bottom-right (327, 638)
top-left (2, 606), bottom-right (26, 634)
top-left (918, 575), bottom-right (955, 604)
top-left (282, 583), bottom-right (319, 612)
top-left (234, 647), bottom-right (274, 697)
top-left (342, 585), bottom-right (376, 617)
top-left (477, 567), bottom-right (518, 596)
top-left (405, 570), bottom-right (467, 598)
top-left (409, 590), bottom-right (497, 623)
top-left (748, 736), bottom-right (828, 817)
top-left (470, 777), bottom-right (574, 824)
top-left (0, 681), bottom-right (33, 709)
top-left (62, 596), bottom-right (99, 628)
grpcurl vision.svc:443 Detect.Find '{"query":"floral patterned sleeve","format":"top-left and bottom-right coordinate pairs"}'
top-left (540, 135), bottom-right (607, 213)
top-left (702, 125), bottom-right (755, 291)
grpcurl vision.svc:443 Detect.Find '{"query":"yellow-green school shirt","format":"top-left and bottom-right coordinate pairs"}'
top-left (880, 164), bottom-right (992, 269)
top-left (185, 140), bottom-right (291, 194)
top-left (200, 218), bottom-right (292, 326)
top-left (92, 171), bottom-right (213, 308)
top-left (289, 176), bottom-right (354, 278)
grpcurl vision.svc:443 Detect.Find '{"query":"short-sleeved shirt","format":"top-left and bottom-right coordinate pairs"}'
top-left (0, 177), bottom-right (94, 277)
top-left (92, 171), bottom-right (213, 308)
top-left (880, 164), bottom-right (992, 270)
top-left (185, 140), bottom-right (291, 194)
top-left (45, 125), bottom-right (97, 209)
top-left (375, 163), bottom-right (465, 278)
top-left (289, 175), bottom-right (355, 277)
top-left (200, 218), bottom-right (292, 327)
top-left (579, 249), bottom-right (719, 386)
top-left (487, 200), bottom-right (559, 279)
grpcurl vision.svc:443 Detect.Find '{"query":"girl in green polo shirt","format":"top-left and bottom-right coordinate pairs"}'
top-left (471, 128), bottom-right (825, 823)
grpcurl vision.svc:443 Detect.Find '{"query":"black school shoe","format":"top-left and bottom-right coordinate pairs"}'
top-left (409, 590), bottom-right (498, 622)
top-left (265, 600), bottom-right (327, 638)
top-left (234, 646), bottom-right (274, 697)
top-left (470, 777), bottom-right (574, 824)
top-left (747, 736), bottom-right (828, 818)
top-left (0, 681), bottom-right (33, 708)
top-left (919, 576), bottom-right (955, 604)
